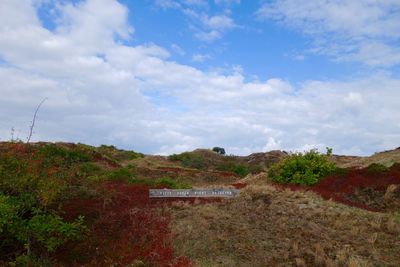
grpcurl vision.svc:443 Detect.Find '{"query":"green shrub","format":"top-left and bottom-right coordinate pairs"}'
top-left (366, 163), bottom-right (389, 174)
top-left (390, 162), bottom-right (400, 171)
top-left (217, 162), bottom-right (250, 177)
top-left (123, 151), bottom-right (143, 160)
top-left (105, 167), bottom-right (136, 183)
top-left (168, 152), bottom-right (206, 169)
top-left (98, 145), bottom-right (144, 161)
top-left (330, 167), bottom-right (351, 176)
top-left (27, 213), bottom-right (86, 252)
top-left (268, 148), bottom-right (336, 185)
top-left (0, 193), bottom-right (86, 262)
top-left (79, 162), bottom-right (102, 176)
top-left (248, 164), bottom-right (264, 174)
top-left (168, 154), bottom-right (181, 161)
top-left (0, 194), bottom-right (18, 234)
top-left (37, 144), bottom-right (90, 166)
top-left (153, 178), bottom-right (191, 189)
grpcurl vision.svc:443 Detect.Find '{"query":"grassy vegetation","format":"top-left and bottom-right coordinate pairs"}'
top-left (169, 152), bottom-right (207, 169)
top-left (366, 162), bottom-right (390, 174)
top-left (169, 185), bottom-right (400, 266)
top-left (0, 143), bottom-right (91, 265)
top-left (0, 142), bottom-right (190, 265)
top-left (168, 150), bottom-right (255, 177)
top-left (268, 148), bottom-right (337, 185)
top-left (97, 144), bottom-right (144, 161)
top-left (216, 162), bottom-right (250, 177)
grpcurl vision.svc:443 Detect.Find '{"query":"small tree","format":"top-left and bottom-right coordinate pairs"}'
top-left (212, 147), bottom-right (226, 155)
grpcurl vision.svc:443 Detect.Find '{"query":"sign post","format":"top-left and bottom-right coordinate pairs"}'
top-left (149, 188), bottom-right (240, 198)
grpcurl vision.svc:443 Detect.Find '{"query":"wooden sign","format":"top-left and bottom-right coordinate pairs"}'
top-left (149, 188), bottom-right (240, 198)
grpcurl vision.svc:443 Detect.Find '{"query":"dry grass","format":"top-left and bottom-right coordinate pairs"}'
top-left (332, 148), bottom-right (400, 168)
top-left (168, 185), bottom-right (400, 266)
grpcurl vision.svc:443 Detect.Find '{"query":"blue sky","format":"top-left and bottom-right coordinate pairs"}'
top-left (0, 0), bottom-right (400, 156)
top-left (125, 0), bottom-right (361, 82)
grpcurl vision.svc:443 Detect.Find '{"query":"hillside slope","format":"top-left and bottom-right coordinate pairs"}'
top-left (1, 142), bottom-right (400, 266)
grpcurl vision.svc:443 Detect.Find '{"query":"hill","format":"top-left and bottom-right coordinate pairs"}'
top-left (0, 142), bottom-right (399, 266)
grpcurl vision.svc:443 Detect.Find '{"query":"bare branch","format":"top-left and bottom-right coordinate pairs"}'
top-left (27, 97), bottom-right (47, 144)
top-left (10, 127), bottom-right (15, 142)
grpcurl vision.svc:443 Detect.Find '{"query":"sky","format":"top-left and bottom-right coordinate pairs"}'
top-left (0, 0), bottom-right (399, 156)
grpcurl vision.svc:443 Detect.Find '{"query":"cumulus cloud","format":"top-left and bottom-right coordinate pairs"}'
top-left (0, 0), bottom-right (399, 156)
top-left (256, 0), bottom-right (400, 67)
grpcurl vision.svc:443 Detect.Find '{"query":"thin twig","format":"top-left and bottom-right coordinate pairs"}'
top-left (27, 97), bottom-right (47, 144)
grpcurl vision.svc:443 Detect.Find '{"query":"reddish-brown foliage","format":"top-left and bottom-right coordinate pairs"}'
top-left (276, 164), bottom-right (400, 211)
top-left (157, 166), bottom-right (197, 173)
top-left (217, 171), bottom-right (240, 178)
top-left (57, 182), bottom-right (228, 266)
top-left (231, 182), bottom-right (247, 189)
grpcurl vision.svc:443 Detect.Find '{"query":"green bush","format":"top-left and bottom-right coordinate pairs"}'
top-left (366, 163), bottom-right (389, 174)
top-left (330, 167), bottom-right (351, 176)
top-left (248, 164), bottom-right (264, 174)
top-left (0, 193), bottom-right (86, 263)
top-left (168, 152), bottom-right (206, 169)
top-left (217, 162), bottom-right (250, 177)
top-left (0, 143), bottom-right (152, 264)
top-left (153, 178), bottom-right (191, 189)
top-left (36, 144), bottom-right (91, 168)
top-left (27, 213), bottom-right (86, 252)
top-left (98, 145), bottom-right (144, 161)
top-left (105, 167), bottom-right (135, 183)
top-left (268, 148), bottom-right (336, 185)
top-left (78, 162), bottom-right (102, 177)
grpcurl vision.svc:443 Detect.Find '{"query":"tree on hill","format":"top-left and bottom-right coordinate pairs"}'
top-left (212, 147), bottom-right (226, 155)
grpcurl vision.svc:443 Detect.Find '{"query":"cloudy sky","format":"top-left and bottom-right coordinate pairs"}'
top-left (0, 0), bottom-right (399, 155)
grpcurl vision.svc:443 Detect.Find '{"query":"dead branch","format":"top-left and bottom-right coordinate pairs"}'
top-left (27, 97), bottom-right (47, 144)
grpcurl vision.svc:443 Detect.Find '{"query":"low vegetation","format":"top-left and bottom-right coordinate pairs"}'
top-left (169, 185), bottom-right (400, 266)
top-left (1, 141), bottom-right (400, 266)
top-left (0, 142), bottom-right (190, 265)
top-left (268, 148), bottom-right (337, 185)
top-left (366, 162), bottom-right (390, 174)
top-left (168, 150), bottom-right (252, 177)
top-left (216, 162), bottom-right (250, 177)
top-left (169, 152), bottom-right (207, 169)
top-left (97, 144), bottom-right (144, 161)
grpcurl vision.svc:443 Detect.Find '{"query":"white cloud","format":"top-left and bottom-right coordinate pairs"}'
top-left (202, 15), bottom-right (236, 30)
top-left (263, 137), bottom-right (281, 151)
top-left (192, 14), bottom-right (236, 42)
top-left (156, 0), bottom-right (237, 42)
top-left (171, 43), bottom-right (186, 56)
top-left (192, 53), bottom-right (211, 62)
top-left (256, 0), bottom-right (400, 67)
top-left (155, 0), bottom-right (181, 9)
top-left (215, 0), bottom-right (240, 5)
top-left (0, 0), bottom-right (399, 156)
top-left (194, 30), bottom-right (221, 42)
top-left (183, 0), bottom-right (207, 6)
